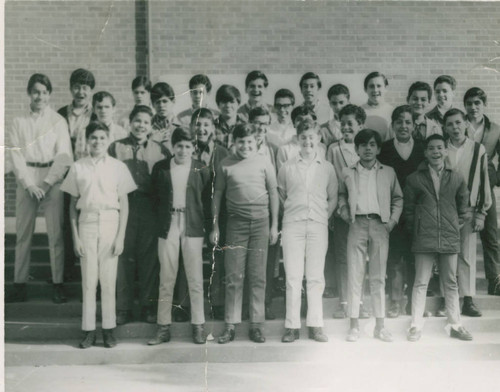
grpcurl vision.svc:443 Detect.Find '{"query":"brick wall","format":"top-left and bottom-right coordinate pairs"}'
top-left (4, 0), bottom-right (500, 217)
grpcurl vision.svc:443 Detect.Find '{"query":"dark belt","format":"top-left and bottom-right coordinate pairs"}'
top-left (356, 213), bottom-right (380, 220)
top-left (170, 208), bottom-right (185, 213)
top-left (26, 161), bottom-right (53, 168)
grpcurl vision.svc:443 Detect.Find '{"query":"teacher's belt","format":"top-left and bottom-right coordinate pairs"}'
top-left (26, 161), bottom-right (53, 168)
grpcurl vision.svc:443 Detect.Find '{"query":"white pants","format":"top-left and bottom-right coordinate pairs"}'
top-left (458, 222), bottom-right (477, 296)
top-left (79, 210), bottom-right (119, 331)
top-left (157, 212), bottom-right (205, 325)
top-left (15, 168), bottom-right (64, 284)
top-left (282, 220), bottom-right (328, 328)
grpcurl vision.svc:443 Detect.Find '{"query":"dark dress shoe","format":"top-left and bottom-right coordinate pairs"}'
top-left (265, 305), bottom-right (276, 320)
top-left (407, 327), bottom-right (422, 342)
top-left (450, 326), bottom-right (473, 341)
top-left (211, 306), bottom-right (225, 321)
top-left (374, 327), bottom-right (393, 342)
top-left (116, 311), bottom-right (133, 326)
top-left (148, 325), bottom-right (171, 345)
top-left (192, 324), bottom-right (206, 344)
top-left (52, 284), bottom-right (67, 304)
top-left (173, 306), bottom-right (190, 322)
top-left (6, 283), bottom-right (27, 303)
top-left (435, 297), bottom-right (446, 317)
top-left (462, 297), bottom-right (482, 317)
top-left (359, 304), bottom-right (370, 319)
top-left (103, 328), bottom-right (117, 348)
top-left (249, 328), bottom-right (266, 343)
top-left (218, 328), bottom-right (235, 344)
top-left (333, 303), bottom-right (347, 319)
top-left (387, 301), bottom-right (400, 318)
top-left (308, 327), bottom-right (328, 342)
top-left (79, 330), bottom-right (97, 349)
top-left (281, 328), bottom-right (300, 343)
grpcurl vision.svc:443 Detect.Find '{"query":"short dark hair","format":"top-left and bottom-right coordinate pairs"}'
top-left (189, 74), bottom-right (212, 93)
top-left (131, 76), bottom-right (152, 91)
top-left (245, 70), bottom-right (269, 89)
top-left (215, 84), bottom-right (241, 106)
top-left (433, 75), bottom-right (456, 90)
top-left (339, 104), bottom-right (366, 125)
top-left (407, 81), bottom-right (433, 102)
top-left (463, 87), bottom-right (487, 106)
top-left (327, 84), bottom-right (350, 100)
top-left (424, 133), bottom-right (446, 149)
top-left (363, 72), bottom-right (388, 90)
top-left (86, 121), bottom-right (109, 139)
top-left (190, 107), bottom-right (215, 125)
top-left (129, 105), bottom-right (154, 122)
top-left (443, 108), bottom-right (467, 125)
top-left (249, 106), bottom-right (271, 123)
top-left (27, 73), bottom-right (52, 94)
top-left (391, 105), bottom-right (414, 123)
top-left (299, 72), bottom-right (322, 90)
top-left (171, 127), bottom-right (193, 146)
top-left (296, 118), bottom-right (318, 136)
top-left (70, 68), bottom-right (95, 89)
top-left (150, 82), bottom-right (175, 104)
top-left (291, 106), bottom-right (317, 125)
top-left (233, 123), bottom-right (256, 140)
top-left (354, 129), bottom-right (382, 148)
top-left (92, 91), bottom-right (116, 107)
top-left (274, 88), bottom-right (295, 105)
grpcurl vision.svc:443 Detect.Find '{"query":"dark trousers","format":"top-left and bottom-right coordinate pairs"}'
top-left (480, 188), bottom-right (500, 280)
top-left (63, 192), bottom-right (78, 278)
top-left (387, 224), bottom-right (414, 302)
top-left (116, 195), bottom-right (159, 312)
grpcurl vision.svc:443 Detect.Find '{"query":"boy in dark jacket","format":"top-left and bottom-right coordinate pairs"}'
top-left (404, 134), bottom-right (472, 342)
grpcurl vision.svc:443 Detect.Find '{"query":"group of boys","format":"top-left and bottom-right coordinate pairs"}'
top-left (6, 68), bottom-right (500, 349)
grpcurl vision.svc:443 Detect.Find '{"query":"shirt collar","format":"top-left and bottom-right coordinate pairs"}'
top-left (69, 101), bottom-right (92, 116)
top-left (29, 106), bottom-right (48, 118)
top-left (296, 152), bottom-right (321, 164)
top-left (356, 160), bottom-right (379, 171)
top-left (89, 153), bottom-right (109, 165)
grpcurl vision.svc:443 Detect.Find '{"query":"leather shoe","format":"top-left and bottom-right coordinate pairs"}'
top-left (218, 327), bottom-right (235, 344)
top-left (387, 301), bottom-right (400, 318)
top-left (346, 327), bottom-right (360, 342)
top-left (249, 328), bottom-right (266, 343)
top-left (192, 324), bottom-right (206, 344)
top-left (281, 328), bottom-right (300, 343)
top-left (102, 328), bottom-right (117, 348)
top-left (265, 305), bottom-right (276, 320)
top-left (52, 284), bottom-right (67, 304)
top-left (148, 325), bottom-right (171, 345)
top-left (308, 327), bottom-right (328, 342)
top-left (435, 297), bottom-right (446, 317)
top-left (407, 327), bottom-right (422, 342)
top-left (359, 304), bottom-right (370, 319)
top-left (333, 303), bottom-right (347, 319)
top-left (6, 283), bottom-right (27, 303)
top-left (116, 311), bottom-right (133, 326)
top-left (374, 327), bottom-right (393, 342)
top-left (79, 330), bottom-right (96, 349)
top-left (462, 297), bottom-right (482, 317)
top-left (450, 326), bottom-right (473, 341)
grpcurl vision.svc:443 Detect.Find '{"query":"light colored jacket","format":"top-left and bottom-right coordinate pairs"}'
top-left (338, 160), bottom-right (403, 227)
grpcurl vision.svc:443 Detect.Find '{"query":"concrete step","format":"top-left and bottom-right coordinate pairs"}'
top-left (5, 331), bottom-right (500, 367)
top-left (5, 296), bottom-right (500, 341)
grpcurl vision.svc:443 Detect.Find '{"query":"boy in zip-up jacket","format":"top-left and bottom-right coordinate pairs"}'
top-left (148, 127), bottom-right (211, 345)
top-left (404, 134), bottom-right (472, 342)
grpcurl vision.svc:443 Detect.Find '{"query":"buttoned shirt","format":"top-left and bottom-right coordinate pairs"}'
top-left (171, 159), bottom-right (192, 208)
top-left (326, 140), bottom-right (359, 181)
top-left (108, 136), bottom-right (170, 194)
top-left (276, 137), bottom-right (327, 172)
top-left (60, 154), bottom-right (137, 212)
top-left (448, 139), bottom-right (467, 167)
top-left (278, 154), bottom-right (338, 226)
top-left (214, 114), bottom-right (246, 149)
top-left (7, 107), bottom-right (73, 189)
top-left (394, 137), bottom-right (414, 161)
top-left (429, 165), bottom-right (444, 198)
top-left (355, 162), bottom-right (381, 215)
top-left (64, 102), bottom-right (94, 142)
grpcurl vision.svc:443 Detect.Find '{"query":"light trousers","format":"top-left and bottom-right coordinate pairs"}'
top-left (157, 212), bottom-right (205, 325)
top-left (457, 222), bottom-right (477, 296)
top-left (282, 220), bottom-right (328, 328)
top-left (412, 253), bottom-right (461, 329)
top-left (15, 172), bottom-right (64, 284)
top-left (79, 210), bottom-right (119, 331)
top-left (347, 216), bottom-right (389, 318)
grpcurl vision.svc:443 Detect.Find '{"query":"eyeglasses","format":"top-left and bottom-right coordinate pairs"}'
top-left (275, 104), bottom-right (292, 109)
